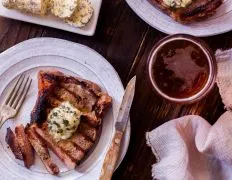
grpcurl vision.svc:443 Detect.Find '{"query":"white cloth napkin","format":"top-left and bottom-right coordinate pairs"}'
top-left (146, 49), bottom-right (232, 180)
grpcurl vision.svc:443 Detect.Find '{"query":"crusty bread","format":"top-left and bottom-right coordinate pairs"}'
top-left (50, 0), bottom-right (78, 18)
top-left (2, 0), bottom-right (49, 15)
top-left (65, 0), bottom-right (93, 27)
top-left (148, 0), bottom-right (223, 23)
top-left (2, 0), bottom-right (94, 28)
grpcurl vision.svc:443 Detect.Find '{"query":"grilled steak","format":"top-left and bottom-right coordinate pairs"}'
top-left (26, 125), bottom-right (60, 175)
top-left (5, 127), bottom-right (23, 160)
top-left (15, 124), bottom-right (35, 168)
top-left (30, 70), bottom-right (112, 171)
top-left (78, 122), bottom-right (97, 142)
top-left (148, 0), bottom-right (223, 23)
top-left (31, 70), bottom-right (112, 126)
top-left (34, 126), bottom-right (77, 169)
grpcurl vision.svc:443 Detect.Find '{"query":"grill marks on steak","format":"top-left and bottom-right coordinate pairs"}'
top-left (28, 70), bottom-right (112, 172)
top-left (78, 122), bottom-right (97, 142)
top-left (60, 83), bottom-right (97, 112)
top-left (6, 122), bottom-right (97, 173)
top-left (31, 70), bottom-right (112, 126)
top-left (70, 133), bottom-right (94, 152)
top-left (34, 123), bottom-right (95, 168)
top-left (26, 125), bottom-right (60, 175)
top-left (148, 0), bottom-right (223, 23)
top-left (181, 0), bottom-right (222, 17)
top-left (34, 126), bottom-right (77, 169)
top-left (5, 70), bottom-right (111, 175)
top-left (57, 141), bottom-right (85, 163)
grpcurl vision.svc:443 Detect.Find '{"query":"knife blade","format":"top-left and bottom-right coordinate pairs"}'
top-left (115, 76), bottom-right (136, 132)
top-left (100, 76), bottom-right (136, 180)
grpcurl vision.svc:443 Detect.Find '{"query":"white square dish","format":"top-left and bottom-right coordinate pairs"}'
top-left (0, 0), bottom-right (102, 36)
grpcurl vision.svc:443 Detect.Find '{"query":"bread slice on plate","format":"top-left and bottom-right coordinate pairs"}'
top-left (29, 70), bottom-right (112, 172)
top-left (2, 0), bottom-right (49, 15)
top-left (50, 0), bottom-right (78, 18)
top-left (148, 0), bottom-right (223, 23)
top-left (65, 0), bottom-right (94, 27)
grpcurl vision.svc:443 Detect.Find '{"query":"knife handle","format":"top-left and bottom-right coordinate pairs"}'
top-left (100, 130), bottom-right (123, 180)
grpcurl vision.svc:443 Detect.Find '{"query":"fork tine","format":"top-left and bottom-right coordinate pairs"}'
top-left (12, 76), bottom-right (30, 109)
top-left (15, 78), bottom-right (32, 112)
top-left (6, 74), bottom-right (25, 106)
top-left (4, 74), bottom-right (24, 105)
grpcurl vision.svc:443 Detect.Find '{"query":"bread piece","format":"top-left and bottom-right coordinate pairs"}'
top-left (148, 0), bottom-right (223, 23)
top-left (26, 125), bottom-right (60, 175)
top-left (50, 0), bottom-right (78, 18)
top-left (5, 127), bottom-right (23, 160)
top-left (15, 124), bottom-right (35, 168)
top-left (2, 0), bottom-right (49, 15)
top-left (65, 0), bottom-right (94, 27)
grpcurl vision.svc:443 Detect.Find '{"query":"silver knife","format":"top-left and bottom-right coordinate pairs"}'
top-left (100, 76), bottom-right (136, 180)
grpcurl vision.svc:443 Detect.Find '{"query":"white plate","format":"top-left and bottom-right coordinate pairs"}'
top-left (0, 0), bottom-right (102, 36)
top-left (0, 38), bottom-right (130, 180)
top-left (126, 0), bottom-right (232, 37)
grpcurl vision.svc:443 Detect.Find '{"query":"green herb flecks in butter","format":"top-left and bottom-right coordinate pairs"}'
top-left (163, 0), bottom-right (192, 8)
top-left (47, 101), bottom-right (82, 142)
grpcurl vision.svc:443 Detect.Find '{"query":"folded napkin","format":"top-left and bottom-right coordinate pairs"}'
top-left (146, 49), bottom-right (232, 180)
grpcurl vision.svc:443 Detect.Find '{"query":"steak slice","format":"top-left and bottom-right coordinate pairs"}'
top-left (5, 127), bottom-right (23, 160)
top-left (34, 125), bottom-right (76, 169)
top-left (26, 125), bottom-right (60, 175)
top-left (15, 124), bottom-right (34, 168)
top-left (148, 0), bottom-right (223, 23)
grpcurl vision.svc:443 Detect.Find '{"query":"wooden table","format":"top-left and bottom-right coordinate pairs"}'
top-left (0, 1), bottom-right (231, 179)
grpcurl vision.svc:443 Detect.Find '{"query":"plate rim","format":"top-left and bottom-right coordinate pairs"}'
top-left (0, 37), bottom-right (131, 179)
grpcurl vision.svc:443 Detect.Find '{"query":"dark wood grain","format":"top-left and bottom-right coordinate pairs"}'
top-left (0, 0), bottom-right (231, 179)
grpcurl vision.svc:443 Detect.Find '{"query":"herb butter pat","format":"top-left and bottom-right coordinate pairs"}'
top-left (163, 0), bottom-right (192, 8)
top-left (48, 101), bottom-right (82, 142)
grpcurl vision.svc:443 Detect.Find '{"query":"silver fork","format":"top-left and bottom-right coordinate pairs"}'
top-left (0, 74), bottom-right (32, 128)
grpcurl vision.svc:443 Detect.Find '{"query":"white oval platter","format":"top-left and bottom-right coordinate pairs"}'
top-left (126, 0), bottom-right (232, 37)
top-left (0, 38), bottom-right (130, 180)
